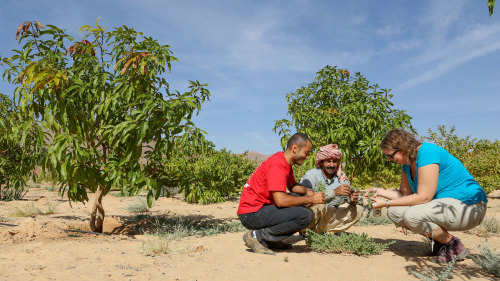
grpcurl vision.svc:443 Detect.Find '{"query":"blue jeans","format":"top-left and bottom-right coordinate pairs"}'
top-left (238, 205), bottom-right (312, 247)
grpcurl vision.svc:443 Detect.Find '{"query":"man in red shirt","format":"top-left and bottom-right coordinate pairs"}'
top-left (237, 133), bottom-right (326, 255)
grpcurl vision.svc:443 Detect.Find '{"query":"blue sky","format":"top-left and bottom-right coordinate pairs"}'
top-left (1, 0), bottom-right (499, 154)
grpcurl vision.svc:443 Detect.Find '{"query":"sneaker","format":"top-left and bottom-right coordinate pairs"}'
top-left (436, 237), bottom-right (468, 263)
top-left (449, 237), bottom-right (468, 260)
top-left (243, 230), bottom-right (275, 255)
top-left (267, 240), bottom-right (293, 250)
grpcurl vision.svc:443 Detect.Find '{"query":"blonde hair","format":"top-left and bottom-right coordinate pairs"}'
top-left (380, 129), bottom-right (421, 165)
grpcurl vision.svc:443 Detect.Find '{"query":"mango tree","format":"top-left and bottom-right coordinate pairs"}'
top-left (273, 66), bottom-right (413, 180)
top-left (0, 93), bottom-right (43, 200)
top-left (1, 20), bottom-right (210, 232)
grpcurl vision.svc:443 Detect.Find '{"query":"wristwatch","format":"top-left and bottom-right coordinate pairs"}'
top-left (385, 200), bottom-right (389, 208)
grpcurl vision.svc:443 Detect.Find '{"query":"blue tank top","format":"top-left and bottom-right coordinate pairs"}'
top-left (401, 142), bottom-right (487, 204)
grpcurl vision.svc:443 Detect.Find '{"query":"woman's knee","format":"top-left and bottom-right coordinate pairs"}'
top-left (402, 208), bottom-right (435, 233)
top-left (387, 206), bottom-right (406, 224)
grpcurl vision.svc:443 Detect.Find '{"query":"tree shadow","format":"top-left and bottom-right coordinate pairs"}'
top-left (105, 213), bottom-right (243, 236)
top-left (372, 238), bottom-right (429, 259)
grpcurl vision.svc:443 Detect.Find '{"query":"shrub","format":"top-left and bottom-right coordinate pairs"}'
top-left (472, 243), bottom-right (500, 277)
top-left (126, 197), bottom-right (151, 213)
top-left (469, 216), bottom-right (500, 237)
top-left (9, 202), bottom-right (57, 217)
top-left (1, 185), bottom-right (29, 201)
top-left (423, 125), bottom-right (500, 194)
top-left (141, 235), bottom-right (171, 256)
top-left (356, 214), bottom-right (392, 226)
top-left (411, 255), bottom-right (457, 281)
top-left (152, 144), bottom-right (257, 204)
top-left (304, 229), bottom-right (395, 256)
top-left (136, 214), bottom-right (245, 238)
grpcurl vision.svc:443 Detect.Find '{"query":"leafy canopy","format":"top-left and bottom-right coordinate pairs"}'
top-left (274, 65), bottom-right (413, 179)
top-left (0, 19), bottom-right (210, 207)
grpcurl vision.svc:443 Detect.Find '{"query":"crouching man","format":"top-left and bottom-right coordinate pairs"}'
top-left (300, 144), bottom-right (363, 233)
top-left (237, 133), bottom-right (326, 255)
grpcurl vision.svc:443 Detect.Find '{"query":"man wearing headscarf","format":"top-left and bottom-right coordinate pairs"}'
top-left (300, 144), bottom-right (363, 233)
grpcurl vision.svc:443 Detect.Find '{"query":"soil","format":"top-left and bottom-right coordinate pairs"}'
top-left (0, 185), bottom-right (499, 281)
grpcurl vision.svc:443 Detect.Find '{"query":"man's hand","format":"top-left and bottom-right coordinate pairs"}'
top-left (306, 189), bottom-right (315, 196)
top-left (310, 191), bottom-right (326, 204)
top-left (350, 189), bottom-right (359, 203)
top-left (334, 184), bottom-right (351, 196)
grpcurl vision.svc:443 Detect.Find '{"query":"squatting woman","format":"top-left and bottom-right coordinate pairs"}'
top-left (370, 129), bottom-right (487, 263)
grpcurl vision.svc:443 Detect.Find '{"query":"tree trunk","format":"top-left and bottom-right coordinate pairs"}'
top-left (89, 187), bottom-right (105, 233)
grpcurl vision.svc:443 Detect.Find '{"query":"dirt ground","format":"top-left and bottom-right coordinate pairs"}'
top-left (0, 185), bottom-right (499, 281)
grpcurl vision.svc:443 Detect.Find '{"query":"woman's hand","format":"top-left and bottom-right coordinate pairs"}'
top-left (370, 196), bottom-right (385, 209)
top-left (365, 187), bottom-right (379, 197)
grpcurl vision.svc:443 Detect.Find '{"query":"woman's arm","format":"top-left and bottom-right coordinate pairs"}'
top-left (372, 164), bottom-right (439, 208)
top-left (369, 171), bottom-right (413, 199)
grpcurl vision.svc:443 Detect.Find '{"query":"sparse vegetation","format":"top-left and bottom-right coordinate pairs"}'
top-left (136, 214), bottom-right (245, 238)
top-left (1, 185), bottom-right (29, 201)
top-left (304, 229), bottom-right (395, 256)
top-left (469, 216), bottom-right (500, 237)
top-left (411, 255), bottom-right (457, 281)
top-left (141, 235), bottom-right (172, 256)
top-left (356, 214), bottom-right (392, 226)
top-left (472, 243), bottom-right (500, 277)
top-left (126, 197), bottom-right (151, 214)
top-left (9, 202), bottom-right (57, 217)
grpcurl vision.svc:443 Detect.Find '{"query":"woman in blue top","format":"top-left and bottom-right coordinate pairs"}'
top-left (370, 129), bottom-right (487, 263)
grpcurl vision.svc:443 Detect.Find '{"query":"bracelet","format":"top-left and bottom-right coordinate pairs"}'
top-left (385, 200), bottom-right (389, 208)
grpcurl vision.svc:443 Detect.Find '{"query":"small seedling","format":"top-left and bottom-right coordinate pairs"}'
top-left (316, 181), bottom-right (326, 192)
top-left (283, 256), bottom-right (289, 262)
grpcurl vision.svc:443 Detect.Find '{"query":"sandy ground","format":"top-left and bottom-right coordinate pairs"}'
top-left (0, 185), bottom-right (499, 281)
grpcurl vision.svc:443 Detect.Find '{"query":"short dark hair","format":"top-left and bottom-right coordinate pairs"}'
top-left (286, 133), bottom-right (311, 150)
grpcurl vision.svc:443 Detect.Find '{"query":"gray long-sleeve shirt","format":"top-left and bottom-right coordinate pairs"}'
top-left (300, 168), bottom-right (351, 208)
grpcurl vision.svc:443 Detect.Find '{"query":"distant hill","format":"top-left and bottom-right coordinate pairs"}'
top-left (245, 151), bottom-right (270, 163)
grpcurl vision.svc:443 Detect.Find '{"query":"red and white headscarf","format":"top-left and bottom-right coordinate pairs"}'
top-left (315, 144), bottom-right (348, 182)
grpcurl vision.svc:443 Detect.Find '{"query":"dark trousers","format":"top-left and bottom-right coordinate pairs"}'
top-left (238, 205), bottom-right (312, 246)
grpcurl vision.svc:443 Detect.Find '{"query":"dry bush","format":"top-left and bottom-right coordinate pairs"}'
top-left (9, 202), bottom-right (57, 217)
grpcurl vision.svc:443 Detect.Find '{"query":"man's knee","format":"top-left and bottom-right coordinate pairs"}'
top-left (298, 208), bottom-right (313, 228)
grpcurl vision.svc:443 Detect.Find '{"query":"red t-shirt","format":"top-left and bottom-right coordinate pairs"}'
top-left (237, 152), bottom-right (296, 214)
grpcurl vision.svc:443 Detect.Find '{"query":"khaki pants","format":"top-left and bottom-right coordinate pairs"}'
top-left (304, 203), bottom-right (364, 234)
top-left (387, 198), bottom-right (487, 234)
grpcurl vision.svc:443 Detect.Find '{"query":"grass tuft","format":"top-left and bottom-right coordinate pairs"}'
top-left (469, 216), bottom-right (500, 237)
top-left (304, 229), bottom-right (395, 256)
top-left (9, 202), bottom-right (58, 217)
top-left (126, 197), bottom-right (151, 214)
top-left (141, 235), bottom-right (171, 256)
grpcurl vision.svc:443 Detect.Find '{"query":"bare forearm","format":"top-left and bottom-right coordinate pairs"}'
top-left (275, 194), bottom-right (315, 207)
top-left (374, 188), bottom-right (402, 200)
top-left (388, 193), bottom-right (430, 207)
top-left (288, 183), bottom-right (310, 195)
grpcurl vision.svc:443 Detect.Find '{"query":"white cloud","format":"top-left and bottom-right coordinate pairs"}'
top-left (420, 0), bottom-right (466, 46)
top-left (376, 25), bottom-right (402, 36)
top-left (399, 23), bottom-right (500, 90)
